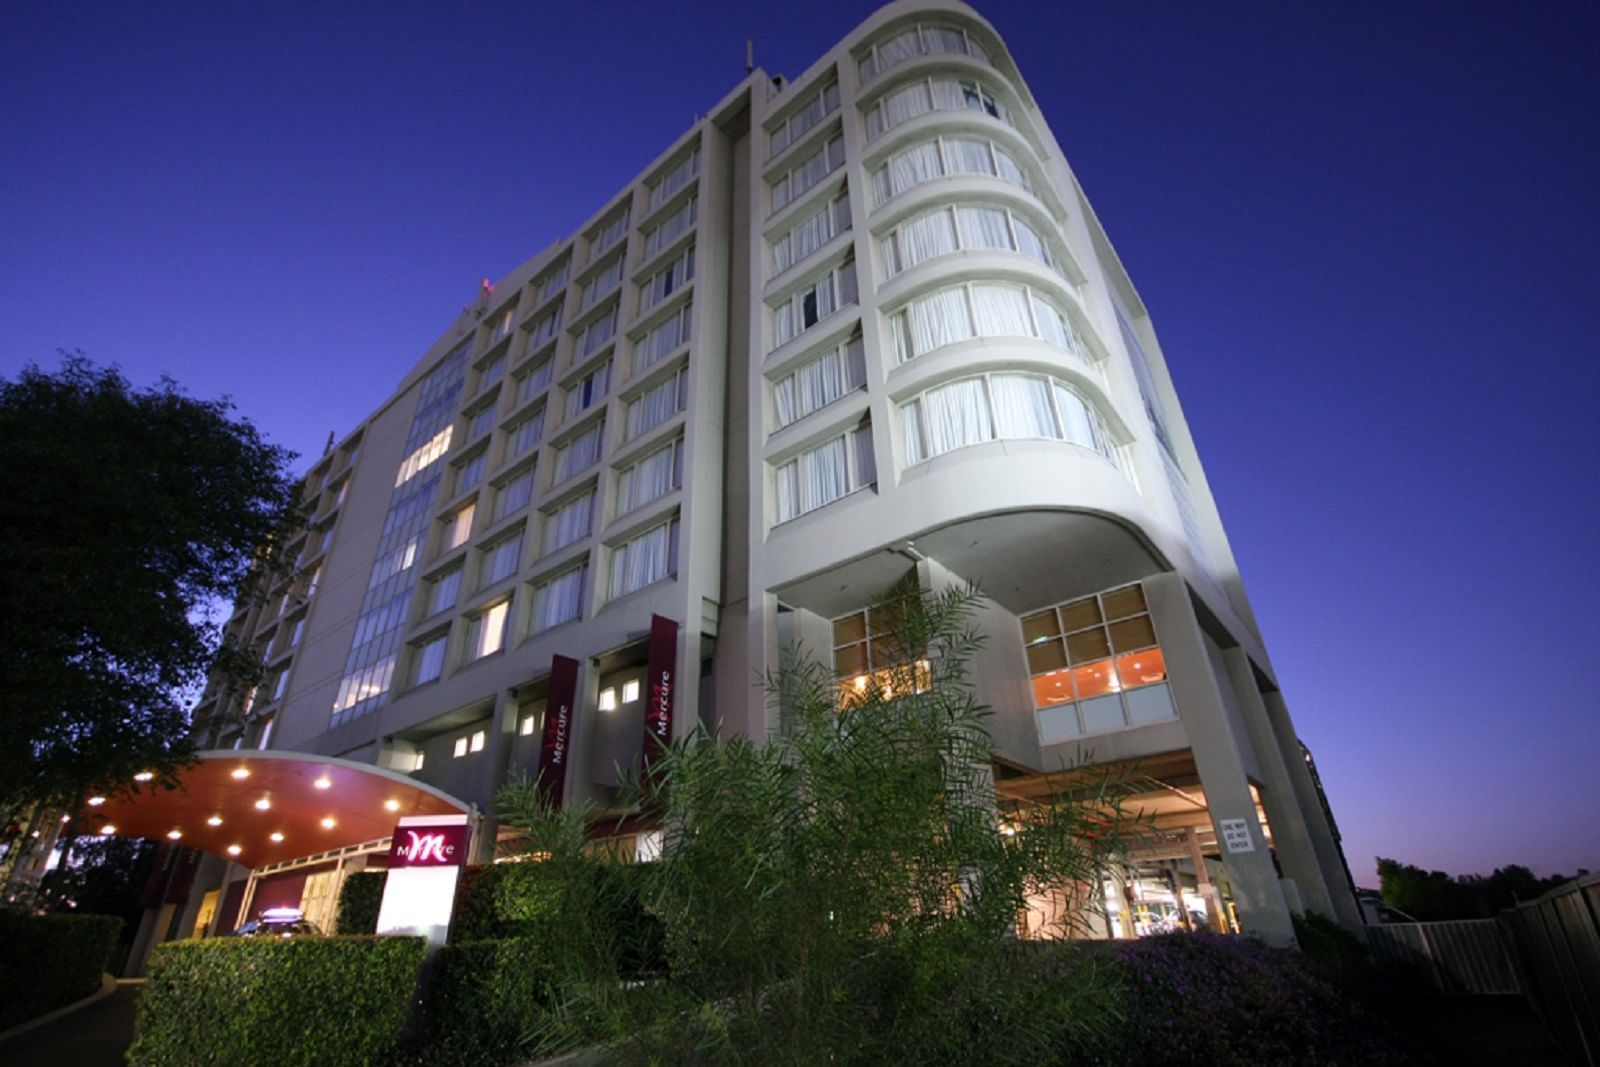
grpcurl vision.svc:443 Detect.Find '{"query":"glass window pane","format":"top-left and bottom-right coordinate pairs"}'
top-left (1102, 584), bottom-right (1148, 620)
top-left (1079, 693), bottom-right (1126, 733)
top-left (833, 613), bottom-right (867, 646)
top-left (1058, 597), bottom-right (1102, 632)
top-left (1114, 647), bottom-right (1167, 689)
top-left (1026, 640), bottom-right (1067, 675)
top-left (1071, 659), bottom-right (1116, 700)
top-left (1125, 681), bottom-right (1177, 724)
top-left (1036, 703), bottom-right (1081, 744)
top-left (1031, 666), bottom-right (1075, 708)
top-left (1021, 609), bottom-right (1060, 643)
top-left (834, 642), bottom-right (868, 677)
top-left (1109, 615), bottom-right (1158, 652)
top-left (1066, 628), bottom-right (1111, 663)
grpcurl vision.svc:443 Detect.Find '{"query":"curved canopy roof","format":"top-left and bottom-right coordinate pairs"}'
top-left (74, 750), bottom-right (472, 864)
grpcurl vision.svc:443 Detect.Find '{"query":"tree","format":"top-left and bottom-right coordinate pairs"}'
top-left (497, 583), bottom-right (1132, 1066)
top-left (1378, 856), bottom-right (1577, 920)
top-left (0, 355), bottom-right (301, 821)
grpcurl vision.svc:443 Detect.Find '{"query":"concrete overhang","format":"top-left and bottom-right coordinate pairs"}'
top-left (74, 750), bottom-right (473, 864)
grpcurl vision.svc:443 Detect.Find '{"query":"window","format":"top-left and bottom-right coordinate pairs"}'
top-left (489, 304), bottom-right (516, 344)
top-left (495, 467), bottom-right (535, 521)
top-left (532, 564), bottom-right (587, 632)
top-left (832, 599), bottom-right (931, 706)
top-left (900, 373), bottom-right (1115, 466)
top-left (394, 426), bottom-right (454, 487)
top-left (414, 633), bottom-right (447, 685)
top-left (1024, 583), bottom-right (1174, 742)
top-left (622, 679), bottom-right (642, 704)
top-left (869, 135), bottom-right (1030, 207)
top-left (634, 303), bottom-right (692, 376)
top-left (544, 489), bottom-right (596, 554)
top-left (306, 566), bottom-right (322, 597)
top-left (482, 533), bottom-right (523, 588)
top-left (888, 281), bottom-right (1085, 365)
top-left (517, 358), bottom-right (554, 405)
top-left (456, 450), bottom-right (487, 494)
top-left (465, 599), bottom-right (511, 660)
top-left (566, 361), bottom-right (612, 420)
top-left (771, 191), bottom-right (851, 274)
top-left (598, 687), bottom-right (617, 712)
top-left (880, 203), bottom-right (1053, 278)
top-left (479, 355), bottom-right (508, 394)
top-left (771, 134), bottom-right (845, 213)
top-left (773, 333), bottom-right (865, 428)
top-left (520, 715), bottom-right (536, 736)
top-left (625, 368), bottom-right (688, 441)
top-left (858, 22), bottom-right (990, 82)
top-left (864, 76), bottom-right (1010, 141)
top-left (467, 404), bottom-right (497, 442)
top-left (616, 437), bottom-right (684, 514)
top-left (270, 669), bottom-right (289, 701)
top-left (554, 420), bottom-right (605, 482)
top-left (443, 503), bottom-right (475, 551)
top-left (289, 618), bottom-right (305, 648)
top-left (582, 256), bottom-right (625, 309)
top-left (507, 408), bottom-right (544, 459)
top-left (773, 259), bottom-right (857, 347)
top-left (641, 246), bottom-right (694, 311)
top-left (427, 567), bottom-right (462, 617)
top-left (453, 736), bottom-right (468, 758)
top-left (590, 208), bottom-right (630, 259)
top-left (538, 257), bottom-right (570, 303)
top-left (648, 146), bottom-right (700, 212)
top-left (769, 81), bottom-right (841, 158)
top-left (644, 196), bottom-right (698, 258)
top-left (578, 304), bottom-right (620, 360)
top-left (609, 518), bottom-right (679, 599)
top-left (774, 421), bottom-right (876, 522)
top-left (527, 303), bottom-right (563, 349)
top-left (470, 729), bottom-right (486, 753)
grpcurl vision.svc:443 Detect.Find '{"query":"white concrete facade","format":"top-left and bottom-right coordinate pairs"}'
top-left (196, 0), bottom-right (1360, 942)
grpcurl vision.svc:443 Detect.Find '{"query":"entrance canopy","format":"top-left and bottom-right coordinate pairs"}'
top-left (76, 750), bottom-right (472, 864)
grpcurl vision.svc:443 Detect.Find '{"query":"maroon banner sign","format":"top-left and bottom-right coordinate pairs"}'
top-left (538, 654), bottom-right (580, 806)
top-left (387, 821), bottom-right (470, 867)
top-left (640, 614), bottom-right (680, 775)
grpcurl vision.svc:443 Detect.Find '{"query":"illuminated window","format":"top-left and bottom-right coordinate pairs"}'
top-left (465, 599), bottom-right (510, 660)
top-left (443, 503), bottom-right (475, 551)
top-left (598, 687), bottom-right (617, 712)
top-left (520, 715), bottom-right (536, 736)
top-left (470, 730), bottom-right (486, 753)
top-left (453, 737), bottom-right (468, 758)
top-left (1023, 583), bottom-right (1175, 744)
top-left (621, 679), bottom-right (641, 704)
top-left (831, 599), bottom-right (931, 707)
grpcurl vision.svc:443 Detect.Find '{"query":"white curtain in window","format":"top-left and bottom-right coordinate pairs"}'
top-left (1013, 218), bottom-right (1050, 266)
top-left (876, 29), bottom-right (922, 71)
top-left (900, 210), bottom-right (958, 271)
top-left (881, 82), bottom-right (931, 131)
top-left (995, 147), bottom-right (1028, 189)
top-left (908, 287), bottom-right (974, 357)
top-left (924, 378), bottom-right (992, 456)
top-left (546, 491), bottom-right (594, 552)
top-left (796, 349), bottom-right (845, 423)
top-left (613, 522), bottom-right (672, 598)
top-left (944, 137), bottom-right (995, 177)
top-left (582, 307), bottom-right (618, 357)
top-left (627, 372), bottom-right (682, 439)
top-left (535, 566), bottom-right (585, 630)
top-left (520, 361), bottom-right (552, 404)
top-left (901, 399), bottom-right (925, 463)
top-left (991, 374), bottom-right (1057, 440)
top-left (930, 77), bottom-right (966, 111)
top-left (971, 283), bottom-right (1033, 338)
top-left (1031, 295), bottom-right (1072, 351)
top-left (486, 537), bottom-right (521, 584)
top-left (800, 435), bottom-right (849, 515)
top-left (512, 412), bottom-right (543, 455)
top-left (775, 460), bottom-right (800, 522)
top-left (498, 472), bottom-right (533, 520)
top-left (557, 424), bottom-right (602, 480)
top-left (620, 444), bottom-right (677, 511)
top-left (888, 142), bottom-right (942, 197)
top-left (923, 25), bottom-right (967, 55)
top-left (956, 205), bottom-right (1013, 251)
top-left (1053, 383), bottom-right (1102, 453)
top-left (428, 569), bottom-right (460, 616)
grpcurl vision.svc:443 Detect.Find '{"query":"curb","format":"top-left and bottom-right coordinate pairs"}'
top-left (0, 973), bottom-right (120, 1044)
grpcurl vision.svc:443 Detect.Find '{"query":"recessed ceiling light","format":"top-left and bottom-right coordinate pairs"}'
top-left (227, 844), bottom-right (242, 856)
top-left (167, 829), bottom-right (182, 840)
top-left (134, 771), bottom-right (154, 782)
top-left (87, 796), bottom-right (106, 806)
top-left (384, 799), bottom-right (400, 812)
top-left (99, 825), bottom-right (116, 835)
top-left (231, 767), bottom-right (251, 780)
top-left (320, 817), bottom-right (337, 830)
top-left (60, 814), bottom-right (71, 823)
top-left (313, 775), bottom-right (332, 790)
top-left (270, 832), bottom-right (285, 843)
top-left (255, 798), bottom-right (271, 811)
top-left (207, 815), bottom-right (223, 827)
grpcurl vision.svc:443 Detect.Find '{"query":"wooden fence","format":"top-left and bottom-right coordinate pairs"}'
top-left (1365, 919), bottom-right (1521, 994)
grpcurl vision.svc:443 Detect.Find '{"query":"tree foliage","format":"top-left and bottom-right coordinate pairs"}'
top-left (1376, 856), bottom-right (1578, 920)
top-left (496, 583), bottom-right (1132, 1065)
top-left (0, 355), bottom-right (301, 815)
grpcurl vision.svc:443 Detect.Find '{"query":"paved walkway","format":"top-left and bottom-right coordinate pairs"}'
top-left (0, 981), bottom-right (142, 1067)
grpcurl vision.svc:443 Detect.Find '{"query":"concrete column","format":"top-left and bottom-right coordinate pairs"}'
top-left (1219, 645), bottom-right (1337, 920)
top-left (1260, 689), bottom-right (1366, 932)
top-left (474, 690), bottom-right (512, 862)
top-left (564, 657), bottom-right (602, 807)
top-left (1144, 572), bottom-right (1296, 947)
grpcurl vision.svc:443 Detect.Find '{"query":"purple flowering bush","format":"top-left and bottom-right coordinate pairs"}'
top-left (1093, 932), bottom-right (1404, 1065)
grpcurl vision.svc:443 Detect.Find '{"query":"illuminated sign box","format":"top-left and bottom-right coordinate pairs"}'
top-left (375, 814), bottom-right (472, 947)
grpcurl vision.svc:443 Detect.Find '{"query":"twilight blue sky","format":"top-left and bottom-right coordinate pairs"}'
top-left (3, 2), bottom-right (1596, 885)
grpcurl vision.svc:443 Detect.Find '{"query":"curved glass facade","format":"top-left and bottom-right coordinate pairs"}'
top-left (870, 134), bottom-right (1032, 207)
top-left (899, 371), bottom-right (1116, 466)
top-left (887, 280), bottom-right (1088, 367)
top-left (879, 200), bottom-right (1055, 279)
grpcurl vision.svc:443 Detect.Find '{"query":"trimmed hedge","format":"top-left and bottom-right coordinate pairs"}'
top-left (414, 937), bottom-right (555, 1066)
top-left (128, 935), bottom-right (426, 1067)
top-left (0, 912), bottom-right (122, 1030)
top-left (334, 869), bottom-right (388, 935)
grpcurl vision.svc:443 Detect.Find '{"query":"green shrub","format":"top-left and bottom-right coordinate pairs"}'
top-left (128, 935), bottom-right (426, 1066)
top-left (413, 937), bottom-right (557, 1066)
top-left (334, 869), bottom-right (387, 935)
top-left (0, 912), bottom-right (122, 1030)
top-left (1292, 909), bottom-right (1371, 988)
top-left (450, 861), bottom-right (564, 942)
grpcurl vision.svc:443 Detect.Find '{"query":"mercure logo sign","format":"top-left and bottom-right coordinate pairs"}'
top-left (387, 822), bottom-right (469, 867)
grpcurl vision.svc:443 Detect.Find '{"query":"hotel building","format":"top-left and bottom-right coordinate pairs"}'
top-left (184, 0), bottom-right (1361, 946)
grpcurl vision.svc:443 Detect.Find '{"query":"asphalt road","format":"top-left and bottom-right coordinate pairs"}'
top-left (0, 981), bottom-right (141, 1067)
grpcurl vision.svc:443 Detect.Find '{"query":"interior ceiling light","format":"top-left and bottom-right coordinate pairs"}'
top-left (255, 797), bottom-right (271, 811)
top-left (313, 775), bottom-right (332, 790)
top-left (320, 817), bottom-right (337, 830)
top-left (227, 844), bottom-right (242, 856)
top-left (384, 799), bottom-right (400, 812)
top-left (60, 814), bottom-right (71, 822)
top-left (270, 832), bottom-right (285, 843)
top-left (207, 815), bottom-right (223, 827)
top-left (99, 825), bottom-right (116, 835)
top-left (134, 771), bottom-right (154, 782)
top-left (231, 767), bottom-right (251, 780)
top-left (167, 829), bottom-right (182, 840)
top-left (87, 796), bottom-right (106, 806)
